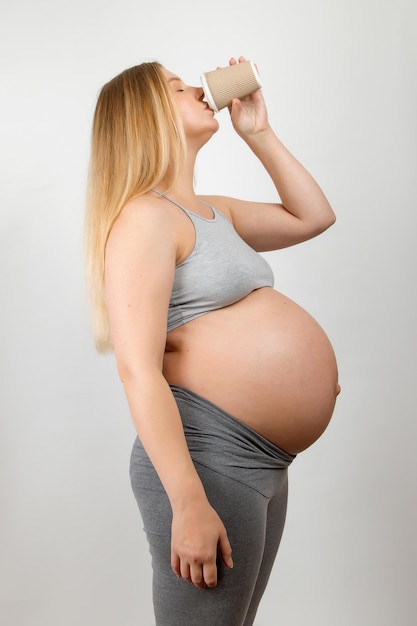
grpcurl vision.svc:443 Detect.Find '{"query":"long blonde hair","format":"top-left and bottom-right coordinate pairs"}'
top-left (84, 62), bottom-right (186, 352)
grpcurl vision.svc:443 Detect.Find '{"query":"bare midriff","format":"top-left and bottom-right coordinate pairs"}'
top-left (163, 287), bottom-right (339, 455)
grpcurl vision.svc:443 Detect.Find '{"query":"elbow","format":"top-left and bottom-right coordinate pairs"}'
top-left (116, 357), bottom-right (164, 392)
top-left (318, 204), bottom-right (336, 233)
top-left (327, 209), bottom-right (336, 228)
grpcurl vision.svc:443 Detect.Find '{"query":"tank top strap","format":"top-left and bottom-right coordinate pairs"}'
top-left (151, 189), bottom-right (217, 222)
top-left (151, 188), bottom-right (188, 214)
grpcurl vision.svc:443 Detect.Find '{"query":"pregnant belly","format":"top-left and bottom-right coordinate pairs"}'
top-left (164, 288), bottom-right (340, 454)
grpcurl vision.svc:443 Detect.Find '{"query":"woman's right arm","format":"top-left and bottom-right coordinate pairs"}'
top-left (104, 197), bottom-right (233, 588)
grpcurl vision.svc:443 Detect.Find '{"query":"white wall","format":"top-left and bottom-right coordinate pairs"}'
top-left (1, 0), bottom-right (416, 624)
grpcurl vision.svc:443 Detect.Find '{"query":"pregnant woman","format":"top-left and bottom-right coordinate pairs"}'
top-left (85, 56), bottom-right (340, 625)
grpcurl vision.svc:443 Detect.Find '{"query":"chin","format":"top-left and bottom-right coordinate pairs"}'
top-left (196, 124), bottom-right (219, 149)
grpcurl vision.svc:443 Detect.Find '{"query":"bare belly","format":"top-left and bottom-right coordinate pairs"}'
top-left (163, 287), bottom-right (339, 454)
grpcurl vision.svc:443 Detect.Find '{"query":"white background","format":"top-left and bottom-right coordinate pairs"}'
top-left (1, 0), bottom-right (416, 624)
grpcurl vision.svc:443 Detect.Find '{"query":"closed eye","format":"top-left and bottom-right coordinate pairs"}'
top-left (168, 77), bottom-right (186, 92)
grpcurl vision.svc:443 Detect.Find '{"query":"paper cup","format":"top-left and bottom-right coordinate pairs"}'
top-left (200, 61), bottom-right (262, 112)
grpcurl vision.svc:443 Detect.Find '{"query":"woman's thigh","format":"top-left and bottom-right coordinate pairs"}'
top-left (131, 455), bottom-right (274, 626)
top-left (129, 387), bottom-right (294, 625)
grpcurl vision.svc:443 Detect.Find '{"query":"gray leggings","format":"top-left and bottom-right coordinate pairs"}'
top-left (130, 386), bottom-right (296, 626)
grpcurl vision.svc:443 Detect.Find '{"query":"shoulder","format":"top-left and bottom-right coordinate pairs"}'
top-left (103, 195), bottom-right (180, 288)
top-left (197, 194), bottom-right (263, 230)
top-left (113, 193), bottom-right (178, 234)
top-left (197, 195), bottom-right (234, 222)
top-left (104, 195), bottom-right (179, 310)
top-left (106, 193), bottom-right (184, 257)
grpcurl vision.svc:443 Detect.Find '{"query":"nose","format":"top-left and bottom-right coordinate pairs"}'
top-left (196, 86), bottom-right (205, 100)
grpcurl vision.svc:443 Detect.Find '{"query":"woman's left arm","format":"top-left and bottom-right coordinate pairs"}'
top-left (218, 57), bottom-right (335, 252)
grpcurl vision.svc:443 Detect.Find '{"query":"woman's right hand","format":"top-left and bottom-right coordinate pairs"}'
top-left (171, 499), bottom-right (233, 589)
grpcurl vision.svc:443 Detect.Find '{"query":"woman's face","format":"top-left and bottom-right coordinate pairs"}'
top-left (163, 69), bottom-right (219, 145)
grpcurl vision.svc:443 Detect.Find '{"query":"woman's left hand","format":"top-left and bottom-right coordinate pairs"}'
top-left (228, 56), bottom-right (269, 137)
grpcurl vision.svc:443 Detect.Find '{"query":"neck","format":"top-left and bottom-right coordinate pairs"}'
top-left (158, 146), bottom-right (199, 201)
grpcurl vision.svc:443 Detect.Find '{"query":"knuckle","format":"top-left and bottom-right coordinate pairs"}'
top-left (188, 552), bottom-right (200, 564)
top-left (189, 549), bottom-right (211, 564)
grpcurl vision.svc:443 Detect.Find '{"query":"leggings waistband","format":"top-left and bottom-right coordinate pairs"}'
top-left (170, 385), bottom-right (296, 472)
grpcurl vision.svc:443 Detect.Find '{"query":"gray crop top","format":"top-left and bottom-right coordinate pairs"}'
top-left (152, 191), bottom-right (275, 332)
